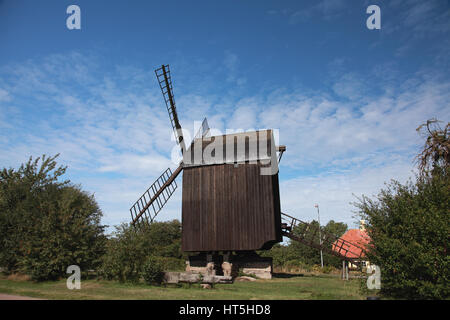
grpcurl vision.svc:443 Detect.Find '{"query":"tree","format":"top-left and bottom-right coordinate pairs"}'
top-left (322, 220), bottom-right (348, 267)
top-left (415, 119), bottom-right (449, 176)
top-left (0, 155), bottom-right (106, 280)
top-left (100, 220), bottom-right (184, 282)
top-left (0, 155), bottom-right (68, 273)
top-left (268, 220), bottom-right (348, 268)
top-left (141, 256), bottom-right (164, 285)
top-left (289, 220), bottom-right (323, 266)
top-left (355, 119), bottom-right (449, 299)
top-left (259, 243), bottom-right (300, 269)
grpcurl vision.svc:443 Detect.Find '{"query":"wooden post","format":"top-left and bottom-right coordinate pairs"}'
top-left (345, 261), bottom-right (349, 280)
top-left (342, 260), bottom-right (349, 280)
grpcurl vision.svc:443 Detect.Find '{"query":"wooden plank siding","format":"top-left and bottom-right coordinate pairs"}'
top-left (181, 162), bottom-right (282, 252)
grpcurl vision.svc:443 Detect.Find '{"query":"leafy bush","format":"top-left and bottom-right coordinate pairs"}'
top-left (355, 120), bottom-right (449, 299)
top-left (99, 220), bottom-right (184, 282)
top-left (0, 155), bottom-right (106, 281)
top-left (284, 259), bottom-right (311, 273)
top-left (321, 265), bottom-right (336, 274)
top-left (141, 256), bottom-right (164, 285)
top-left (259, 244), bottom-right (299, 268)
top-left (99, 224), bottom-right (146, 283)
top-left (159, 257), bottom-right (185, 271)
top-left (355, 174), bottom-right (449, 299)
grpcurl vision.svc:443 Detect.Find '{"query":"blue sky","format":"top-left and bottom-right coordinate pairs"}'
top-left (1, 0), bottom-right (449, 232)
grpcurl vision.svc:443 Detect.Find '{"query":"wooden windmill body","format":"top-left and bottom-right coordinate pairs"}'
top-left (129, 65), bottom-right (285, 277)
top-left (181, 130), bottom-right (283, 252)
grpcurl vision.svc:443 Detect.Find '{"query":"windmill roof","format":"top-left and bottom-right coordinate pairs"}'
top-left (182, 129), bottom-right (278, 169)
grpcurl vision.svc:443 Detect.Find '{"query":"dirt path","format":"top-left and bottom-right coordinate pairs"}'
top-left (0, 293), bottom-right (44, 300)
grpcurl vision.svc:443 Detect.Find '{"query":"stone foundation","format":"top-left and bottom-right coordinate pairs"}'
top-left (185, 251), bottom-right (273, 280)
top-left (163, 272), bottom-right (233, 284)
top-left (233, 251), bottom-right (273, 279)
top-left (185, 253), bottom-right (224, 275)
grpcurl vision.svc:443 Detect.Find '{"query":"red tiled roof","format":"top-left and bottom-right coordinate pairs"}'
top-left (332, 229), bottom-right (370, 259)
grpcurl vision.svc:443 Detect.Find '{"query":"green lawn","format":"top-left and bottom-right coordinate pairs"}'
top-left (0, 273), bottom-right (366, 300)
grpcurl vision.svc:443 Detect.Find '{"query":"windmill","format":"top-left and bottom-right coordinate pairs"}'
top-left (129, 65), bottom-right (365, 279)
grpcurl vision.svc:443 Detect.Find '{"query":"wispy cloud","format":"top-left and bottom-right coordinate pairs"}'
top-left (223, 51), bottom-right (247, 86)
top-left (288, 0), bottom-right (347, 24)
top-left (0, 88), bottom-right (10, 102)
top-left (0, 50), bottom-right (449, 230)
top-left (280, 160), bottom-right (415, 228)
top-left (384, 0), bottom-right (450, 50)
top-left (258, 75), bottom-right (449, 172)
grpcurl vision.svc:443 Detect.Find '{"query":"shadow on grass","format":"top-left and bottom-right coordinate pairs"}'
top-left (272, 273), bottom-right (305, 279)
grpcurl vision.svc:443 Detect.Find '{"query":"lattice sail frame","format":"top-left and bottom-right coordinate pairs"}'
top-left (155, 65), bottom-right (186, 153)
top-left (130, 167), bottom-right (179, 228)
top-left (129, 65), bottom-right (187, 229)
top-left (281, 212), bottom-right (366, 263)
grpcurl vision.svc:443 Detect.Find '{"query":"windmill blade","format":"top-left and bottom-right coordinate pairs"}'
top-left (155, 65), bottom-right (186, 154)
top-left (130, 165), bottom-right (183, 228)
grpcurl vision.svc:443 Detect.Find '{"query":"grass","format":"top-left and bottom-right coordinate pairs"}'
top-left (0, 273), bottom-right (366, 300)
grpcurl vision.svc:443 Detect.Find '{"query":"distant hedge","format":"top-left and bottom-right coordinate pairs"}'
top-left (99, 220), bottom-right (185, 283)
